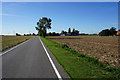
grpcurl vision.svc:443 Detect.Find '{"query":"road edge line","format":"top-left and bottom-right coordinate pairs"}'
top-left (1, 37), bottom-right (33, 56)
top-left (38, 36), bottom-right (62, 80)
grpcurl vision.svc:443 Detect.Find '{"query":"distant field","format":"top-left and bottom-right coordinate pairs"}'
top-left (1, 36), bottom-right (34, 51)
top-left (47, 36), bottom-right (120, 67)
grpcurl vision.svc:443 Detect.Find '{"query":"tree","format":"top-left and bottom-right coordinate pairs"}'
top-left (48, 32), bottom-right (60, 36)
top-left (32, 33), bottom-right (36, 36)
top-left (61, 30), bottom-right (67, 35)
top-left (71, 28), bottom-right (79, 35)
top-left (52, 32), bottom-right (56, 36)
top-left (16, 33), bottom-right (21, 36)
top-left (64, 31), bottom-right (67, 35)
top-left (61, 30), bottom-right (65, 34)
top-left (109, 27), bottom-right (117, 36)
top-left (99, 29), bottom-right (111, 36)
top-left (99, 27), bottom-right (117, 36)
top-left (35, 17), bottom-right (52, 37)
top-left (68, 28), bottom-right (71, 34)
top-left (74, 30), bottom-right (79, 35)
top-left (48, 32), bottom-right (52, 36)
top-left (72, 28), bottom-right (75, 35)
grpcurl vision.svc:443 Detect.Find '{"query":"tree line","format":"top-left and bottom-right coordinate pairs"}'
top-left (46, 28), bottom-right (79, 36)
top-left (35, 17), bottom-right (80, 37)
top-left (61, 28), bottom-right (79, 36)
top-left (16, 33), bottom-right (37, 36)
top-left (99, 27), bottom-right (118, 36)
top-left (16, 17), bottom-right (119, 37)
top-left (35, 17), bottom-right (119, 37)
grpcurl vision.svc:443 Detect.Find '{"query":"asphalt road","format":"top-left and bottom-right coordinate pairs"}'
top-left (2, 36), bottom-right (69, 79)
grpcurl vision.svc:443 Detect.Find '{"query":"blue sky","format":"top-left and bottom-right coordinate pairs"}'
top-left (2, 0), bottom-right (120, 2)
top-left (2, 2), bottom-right (118, 35)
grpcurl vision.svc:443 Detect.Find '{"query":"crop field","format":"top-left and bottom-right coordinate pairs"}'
top-left (47, 36), bottom-right (120, 67)
top-left (0, 36), bottom-right (34, 51)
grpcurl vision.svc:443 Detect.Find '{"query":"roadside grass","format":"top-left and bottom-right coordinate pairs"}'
top-left (40, 36), bottom-right (120, 80)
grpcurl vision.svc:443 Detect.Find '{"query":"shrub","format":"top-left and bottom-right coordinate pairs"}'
top-left (104, 66), bottom-right (115, 72)
top-left (78, 54), bottom-right (86, 57)
top-left (61, 44), bottom-right (69, 48)
top-left (70, 49), bottom-right (77, 54)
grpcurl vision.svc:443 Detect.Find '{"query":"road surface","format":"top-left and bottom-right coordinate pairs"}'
top-left (2, 36), bottom-right (69, 79)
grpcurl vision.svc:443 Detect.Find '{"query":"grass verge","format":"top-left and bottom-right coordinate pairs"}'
top-left (40, 36), bottom-right (120, 80)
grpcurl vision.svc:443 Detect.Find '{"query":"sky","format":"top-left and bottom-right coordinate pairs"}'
top-left (1, 0), bottom-right (120, 2)
top-left (1, 2), bottom-right (118, 35)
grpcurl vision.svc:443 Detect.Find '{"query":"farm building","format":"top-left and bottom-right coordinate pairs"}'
top-left (60, 34), bottom-right (65, 36)
top-left (116, 30), bottom-right (120, 35)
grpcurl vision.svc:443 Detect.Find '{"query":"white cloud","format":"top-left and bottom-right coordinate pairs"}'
top-left (0, 13), bottom-right (17, 16)
top-left (0, 13), bottom-right (27, 17)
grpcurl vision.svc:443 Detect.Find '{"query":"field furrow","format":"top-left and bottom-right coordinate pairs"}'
top-left (47, 36), bottom-right (120, 67)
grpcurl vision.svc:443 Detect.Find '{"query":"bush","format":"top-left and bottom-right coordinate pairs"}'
top-left (61, 44), bottom-right (69, 48)
top-left (69, 49), bottom-right (77, 54)
top-left (104, 66), bottom-right (115, 72)
top-left (99, 29), bottom-right (111, 36)
top-left (78, 54), bottom-right (86, 57)
top-left (104, 66), bottom-right (120, 76)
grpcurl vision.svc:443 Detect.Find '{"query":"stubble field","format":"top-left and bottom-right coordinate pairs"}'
top-left (47, 36), bottom-right (120, 67)
top-left (0, 36), bottom-right (34, 52)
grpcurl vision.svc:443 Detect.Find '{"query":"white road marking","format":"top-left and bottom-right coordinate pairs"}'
top-left (38, 37), bottom-right (62, 80)
top-left (1, 38), bottom-right (32, 56)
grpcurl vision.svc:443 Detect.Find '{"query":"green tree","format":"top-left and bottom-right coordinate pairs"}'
top-left (61, 30), bottom-right (65, 34)
top-left (48, 32), bottom-right (52, 36)
top-left (16, 33), bottom-right (21, 36)
top-left (109, 27), bottom-right (117, 36)
top-left (35, 17), bottom-right (52, 37)
top-left (72, 28), bottom-right (75, 35)
top-left (68, 28), bottom-right (71, 34)
top-left (74, 30), bottom-right (79, 35)
top-left (32, 33), bottom-right (36, 36)
top-left (72, 28), bottom-right (79, 35)
top-left (61, 30), bottom-right (67, 35)
top-left (64, 31), bottom-right (67, 35)
top-left (99, 29), bottom-right (111, 36)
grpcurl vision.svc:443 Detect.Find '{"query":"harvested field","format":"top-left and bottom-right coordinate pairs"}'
top-left (47, 36), bottom-right (120, 67)
top-left (1, 36), bottom-right (34, 51)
